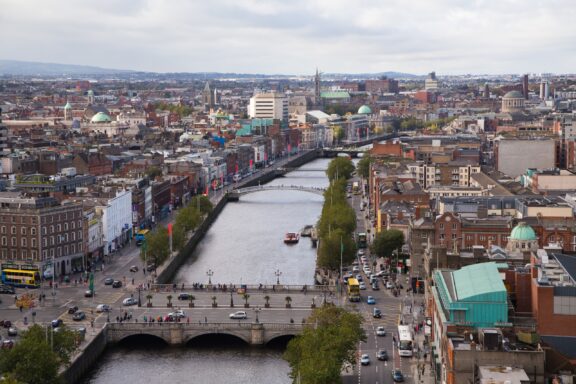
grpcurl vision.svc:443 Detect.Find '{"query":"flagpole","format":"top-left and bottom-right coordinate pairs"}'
top-left (340, 236), bottom-right (343, 298)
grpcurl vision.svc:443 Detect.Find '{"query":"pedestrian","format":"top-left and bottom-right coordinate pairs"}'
top-left (19, 305), bottom-right (22, 312)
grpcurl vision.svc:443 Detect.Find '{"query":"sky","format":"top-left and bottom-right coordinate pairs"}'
top-left (1, 0), bottom-right (576, 75)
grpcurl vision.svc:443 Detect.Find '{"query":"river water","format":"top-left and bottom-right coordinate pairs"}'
top-left (81, 158), bottom-right (331, 384)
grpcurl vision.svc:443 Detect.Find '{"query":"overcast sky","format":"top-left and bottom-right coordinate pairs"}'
top-left (1, 0), bottom-right (575, 75)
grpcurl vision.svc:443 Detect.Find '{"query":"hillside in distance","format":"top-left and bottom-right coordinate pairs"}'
top-left (0, 60), bottom-right (133, 76)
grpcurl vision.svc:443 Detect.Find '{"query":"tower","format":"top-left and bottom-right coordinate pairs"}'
top-left (202, 81), bottom-right (215, 110)
top-left (64, 101), bottom-right (72, 121)
top-left (87, 89), bottom-right (95, 104)
top-left (314, 68), bottom-right (321, 106)
top-left (522, 74), bottom-right (529, 99)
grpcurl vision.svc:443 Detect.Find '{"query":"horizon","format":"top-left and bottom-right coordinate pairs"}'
top-left (2, 0), bottom-right (576, 75)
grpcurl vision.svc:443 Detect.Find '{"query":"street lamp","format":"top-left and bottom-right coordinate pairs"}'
top-left (254, 306), bottom-right (261, 323)
top-left (230, 290), bottom-right (234, 307)
top-left (206, 269), bottom-right (214, 285)
top-left (275, 269), bottom-right (282, 285)
top-left (138, 286), bottom-right (142, 307)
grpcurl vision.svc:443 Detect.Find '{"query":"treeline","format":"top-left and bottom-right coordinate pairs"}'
top-left (141, 195), bottom-right (213, 269)
top-left (316, 157), bottom-right (357, 269)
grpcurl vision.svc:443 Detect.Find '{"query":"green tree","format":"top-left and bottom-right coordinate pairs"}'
top-left (189, 195), bottom-right (213, 216)
top-left (175, 205), bottom-right (201, 232)
top-left (172, 224), bottom-right (186, 252)
top-left (140, 227), bottom-right (170, 267)
top-left (356, 154), bottom-right (372, 179)
top-left (284, 305), bottom-right (365, 384)
top-left (317, 229), bottom-right (356, 269)
top-left (23, 325), bottom-right (76, 366)
top-left (332, 125), bottom-right (344, 143)
top-left (370, 229), bottom-right (404, 259)
top-left (325, 157), bottom-right (355, 182)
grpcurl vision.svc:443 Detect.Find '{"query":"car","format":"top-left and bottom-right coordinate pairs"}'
top-left (72, 311), bottom-right (86, 321)
top-left (129, 265), bottom-right (139, 272)
top-left (96, 304), bottom-right (111, 313)
top-left (377, 349), bottom-right (388, 361)
top-left (229, 311), bottom-right (247, 320)
top-left (366, 296), bottom-right (375, 305)
top-left (1, 320), bottom-right (12, 329)
top-left (51, 319), bottom-right (63, 328)
top-left (112, 280), bottom-right (122, 288)
top-left (373, 308), bottom-right (382, 318)
top-left (168, 310), bottom-right (186, 319)
top-left (84, 290), bottom-right (94, 297)
top-left (376, 326), bottom-right (386, 336)
top-left (7, 327), bottom-right (17, 337)
top-left (68, 305), bottom-right (79, 314)
top-left (358, 249), bottom-right (365, 256)
top-left (359, 282), bottom-right (366, 290)
top-left (371, 282), bottom-right (380, 291)
top-left (352, 260), bottom-right (359, 266)
top-left (346, 194), bottom-right (352, 198)
top-left (360, 354), bottom-right (370, 366)
top-left (146, 263), bottom-right (156, 272)
top-left (356, 274), bottom-right (363, 282)
top-left (0, 285), bottom-right (15, 294)
top-left (178, 293), bottom-right (191, 301)
top-left (104, 277), bottom-right (114, 285)
top-left (392, 369), bottom-right (404, 382)
top-left (352, 266), bottom-right (359, 273)
top-left (386, 281), bottom-right (394, 290)
top-left (1, 340), bottom-right (14, 350)
top-left (123, 298), bottom-right (137, 306)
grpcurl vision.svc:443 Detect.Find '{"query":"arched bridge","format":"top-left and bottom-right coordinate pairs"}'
top-left (106, 322), bottom-right (303, 346)
top-left (227, 185), bottom-right (325, 201)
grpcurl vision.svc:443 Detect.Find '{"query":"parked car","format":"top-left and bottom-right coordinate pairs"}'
top-left (386, 281), bottom-right (394, 290)
top-left (0, 285), bottom-right (15, 294)
top-left (51, 319), bottom-right (63, 328)
top-left (68, 305), bottom-right (79, 314)
top-left (373, 308), bottom-right (382, 318)
top-left (123, 298), bottom-right (137, 306)
top-left (72, 311), bottom-right (86, 321)
top-left (366, 296), bottom-right (375, 305)
top-left (360, 354), bottom-right (370, 366)
top-left (377, 349), bottom-right (388, 361)
top-left (1, 320), bottom-right (12, 328)
top-left (1, 340), bottom-right (14, 350)
top-left (129, 265), bottom-right (139, 272)
top-left (392, 369), bottom-right (404, 382)
top-left (7, 327), bottom-right (17, 337)
top-left (104, 277), bottom-right (114, 285)
top-left (376, 326), bottom-right (386, 336)
top-left (371, 282), bottom-right (380, 291)
top-left (146, 264), bottom-right (156, 272)
top-left (229, 311), bottom-right (247, 319)
top-left (96, 304), bottom-right (111, 313)
top-left (112, 280), bottom-right (122, 288)
top-left (84, 290), bottom-right (94, 297)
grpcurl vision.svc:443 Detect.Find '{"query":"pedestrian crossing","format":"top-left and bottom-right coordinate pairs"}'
top-left (94, 291), bottom-right (125, 305)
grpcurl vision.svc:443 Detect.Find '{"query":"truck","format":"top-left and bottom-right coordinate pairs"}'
top-left (352, 181), bottom-right (360, 194)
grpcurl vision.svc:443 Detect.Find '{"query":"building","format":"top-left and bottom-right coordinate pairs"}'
top-left (495, 139), bottom-right (555, 178)
top-left (202, 82), bottom-right (215, 109)
top-left (425, 72), bottom-right (439, 91)
top-left (365, 78), bottom-right (398, 94)
top-left (521, 168), bottom-right (576, 193)
top-left (0, 110), bottom-right (8, 160)
top-left (501, 90), bottom-right (525, 113)
top-left (0, 192), bottom-right (84, 276)
top-left (248, 92), bottom-right (288, 122)
top-left (407, 162), bottom-right (481, 189)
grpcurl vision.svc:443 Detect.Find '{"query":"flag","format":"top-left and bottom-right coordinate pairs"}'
top-left (167, 223), bottom-right (173, 235)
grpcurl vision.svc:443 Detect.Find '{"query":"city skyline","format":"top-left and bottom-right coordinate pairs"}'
top-left (2, 0), bottom-right (576, 76)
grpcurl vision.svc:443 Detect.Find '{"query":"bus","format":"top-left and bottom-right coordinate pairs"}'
top-left (397, 325), bottom-right (414, 357)
top-left (135, 229), bottom-right (150, 246)
top-left (347, 277), bottom-right (361, 302)
top-left (357, 232), bottom-right (367, 249)
top-left (1, 263), bottom-right (41, 288)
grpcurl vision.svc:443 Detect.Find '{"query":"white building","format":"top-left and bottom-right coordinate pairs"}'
top-left (248, 92), bottom-right (288, 121)
top-left (96, 190), bottom-right (133, 256)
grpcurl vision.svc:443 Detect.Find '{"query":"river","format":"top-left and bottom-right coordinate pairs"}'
top-left (80, 158), bottom-right (331, 384)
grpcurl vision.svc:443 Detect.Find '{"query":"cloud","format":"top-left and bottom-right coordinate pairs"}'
top-left (1, 0), bottom-right (575, 74)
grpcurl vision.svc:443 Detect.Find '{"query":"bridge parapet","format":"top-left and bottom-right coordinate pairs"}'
top-left (106, 322), bottom-right (304, 346)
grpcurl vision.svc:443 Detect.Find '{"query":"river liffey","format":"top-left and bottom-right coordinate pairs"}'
top-left (80, 158), bottom-right (331, 384)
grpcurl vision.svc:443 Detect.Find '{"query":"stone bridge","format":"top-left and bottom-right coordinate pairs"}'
top-left (227, 185), bottom-right (325, 201)
top-left (106, 322), bottom-right (304, 346)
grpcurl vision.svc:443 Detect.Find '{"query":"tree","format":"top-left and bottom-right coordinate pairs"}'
top-left (284, 305), bottom-right (365, 384)
top-left (317, 229), bottom-right (356, 269)
top-left (356, 154), bottom-right (372, 179)
top-left (140, 227), bottom-right (170, 267)
top-left (325, 157), bottom-right (355, 182)
top-left (189, 195), bottom-right (213, 216)
top-left (171, 224), bottom-right (186, 252)
top-left (0, 324), bottom-right (77, 384)
top-left (332, 125), bottom-right (344, 143)
top-left (175, 205), bottom-right (201, 232)
top-left (370, 229), bottom-right (404, 259)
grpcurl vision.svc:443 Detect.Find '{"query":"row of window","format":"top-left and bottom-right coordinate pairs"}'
top-left (0, 211), bottom-right (82, 224)
top-left (0, 221), bottom-right (82, 236)
top-left (1, 231), bottom-right (82, 247)
top-left (0, 249), bottom-right (38, 259)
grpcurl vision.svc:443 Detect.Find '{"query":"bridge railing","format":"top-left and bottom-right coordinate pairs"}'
top-left (107, 322), bottom-right (304, 331)
top-left (150, 283), bottom-right (336, 294)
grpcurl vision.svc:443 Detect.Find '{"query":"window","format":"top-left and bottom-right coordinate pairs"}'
top-left (71, 244), bottom-right (75, 254)
top-left (78, 231), bottom-right (82, 240)
top-left (71, 221), bottom-right (75, 229)
top-left (1, 237), bottom-right (6, 246)
top-left (50, 225), bottom-right (54, 234)
top-left (78, 243), bottom-right (82, 251)
top-left (57, 247), bottom-right (62, 257)
top-left (31, 238), bottom-right (36, 247)
top-left (11, 250), bottom-right (16, 258)
top-left (452, 223), bottom-right (457, 230)
top-left (11, 226), bottom-right (16, 234)
top-left (71, 232), bottom-right (75, 241)
top-left (64, 245), bottom-right (69, 255)
top-left (439, 234), bottom-right (445, 240)
top-left (452, 234), bottom-right (457, 240)
top-left (50, 236), bottom-right (54, 246)
top-left (21, 227), bottom-right (26, 235)
top-left (439, 223), bottom-right (444, 230)
top-left (0, 226), bottom-right (5, 234)
top-left (11, 237), bottom-right (16, 246)
top-left (479, 235), bottom-right (486, 241)
top-left (42, 227), bottom-right (47, 235)
top-left (31, 250), bottom-right (37, 259)
top-left (43, 238), bottom-right (47, 247)
top-left (22, 250), bottom-right (27, 258)
top-left (50, 249), bottom-right (54, 257)
top-left (57, 224), bottom-right (61, 232)
top-left (31, 227), bottom-right (36, 235)
top-left (21, 238), bottom-right (27, 247)
top-left (64, 223), bottom-right (68, 231)
top-left (453, 310), bottom-right (466, 323)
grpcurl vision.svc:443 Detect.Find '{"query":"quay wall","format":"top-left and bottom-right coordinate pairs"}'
top-left (61, 327), bottom-right (108, 384)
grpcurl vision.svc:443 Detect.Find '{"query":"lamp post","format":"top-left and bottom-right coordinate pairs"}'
top-left (138, 286), bottom-right (142, 307)
top-left (230, 290), bottom-right (234, 307)
top-left (275, 269), bottom-right (282, 285)
top-left (254, 306), bottom-right (261, 323)
top-left (206, 269), bottom-right (214, 285)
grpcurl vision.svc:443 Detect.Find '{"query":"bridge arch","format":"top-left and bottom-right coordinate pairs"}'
top-left (115, 333), bottom-right (171, 346)
top-left (229, 185), bottom-right (325, 200)
top-left (184, 331), bottom-right (251, 345)
top-left (265, 333), bottom-right (298, 347)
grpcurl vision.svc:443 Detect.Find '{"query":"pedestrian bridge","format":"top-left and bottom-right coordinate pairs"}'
top-left (227, 185), bottom-right (325, 201)
top-left (106, 322), bottom-right (304, 346)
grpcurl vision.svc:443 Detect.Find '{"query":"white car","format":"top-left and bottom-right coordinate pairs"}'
top-left (122, 297), bottom-right (138, 306)
top-left (363, 268), bottom-right (371, 275)
top-left (96, 304), bottom-right (111, 313)
top-left (169, 310), bottom-right (186, 319)
top-left (386, 281), bottom-right (394, 290)
top-left (358, 249), bottom-right (366, 256)
top-left (360, 354), bottom-right (370, 365)
top-left (359, 282), bottom-right (367, 290)
top-left (352, 266), bottom-right (359, 273)
top-left (229, 311), bottom-right (248, 319)
top-left (376, 326), bottom-right (386, 336)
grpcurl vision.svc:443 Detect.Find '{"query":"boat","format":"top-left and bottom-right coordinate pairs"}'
top-left (300, 225), bottom-right (313, 237)
top-left (310, 227), bottom-right (318, 248)
top-left (284, 232), bottom-right (300, 244)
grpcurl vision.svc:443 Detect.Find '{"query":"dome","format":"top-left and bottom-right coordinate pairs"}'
top-left (90, 111), bottom-right (111, 123)
top-left (503, 90), bottom-right (524, 99)
top-left (510, 222), bottom-right (537, 241)
top-left (358, 105), bottom-right (372, 114)
top-left (64, 102), bottom-right (72, 110)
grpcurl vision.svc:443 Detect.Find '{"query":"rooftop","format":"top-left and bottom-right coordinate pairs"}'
top-left (453, 262), bottom-right (507, 301)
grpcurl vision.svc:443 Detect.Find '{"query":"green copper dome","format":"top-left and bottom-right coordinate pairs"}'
top-left (510, 222), bottom-right (536, 241)
top-left (358, 105), bottom-right (372, 114)
top-left (503, 90), bottom-right (523, 99)
top-left (64, 102), bottom-right (72, 110)
top-left (90, 111), bottom-right (111, 123)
